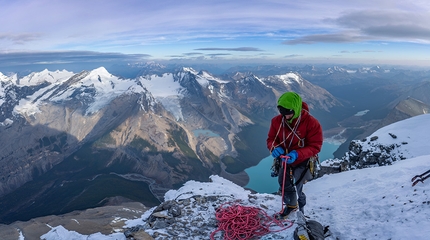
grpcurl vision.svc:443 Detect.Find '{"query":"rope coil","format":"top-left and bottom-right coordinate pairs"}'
top-left (210, 201), bottom-right (293, 240)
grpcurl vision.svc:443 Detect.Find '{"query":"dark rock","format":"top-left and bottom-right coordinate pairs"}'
top-left (168, 204), bottom-right (181, 217)
top-left (389, 133), bottom-right (397, 139)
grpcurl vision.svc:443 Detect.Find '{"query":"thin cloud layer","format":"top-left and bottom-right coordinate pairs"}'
top-left (285, 10), bottom-right (430, 44)
top-left (336, 10), bottom-right (430, 41)
top-left (283, 32), bottom-right (366, 45)
top-left (0, 51), bottom-right (151, 65)
top-left (0, 51), bottom-right (152, 73)
top-left (0, 33), bottom-right (41, 44)
top-left (194, 47), bottom-right (263, 51)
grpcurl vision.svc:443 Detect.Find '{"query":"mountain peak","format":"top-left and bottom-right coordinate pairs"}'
top-left (18, 69), bottom-right (74, 86)
top-left (276, 72), bottom-right (303, 84)
top-left (0, 72), bottom-right (9, 82)
top-left (89, 67), bottom-right (111, 77)
top-left (181, 67), bottom-right (198, 75)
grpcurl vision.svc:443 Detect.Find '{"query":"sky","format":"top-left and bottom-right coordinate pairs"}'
top-left (2, 0), bottom-right (430, 71)
top-left (38, 113), bottom-right (430, 239)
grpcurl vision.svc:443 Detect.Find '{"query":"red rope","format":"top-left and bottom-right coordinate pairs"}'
top-left (210, 201), bottom-right (294, 240)
top-left (280, 160), bottom-right (287, 213)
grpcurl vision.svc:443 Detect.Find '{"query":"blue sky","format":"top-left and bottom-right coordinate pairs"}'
top-left (1, 0), bottom-right (430, 69)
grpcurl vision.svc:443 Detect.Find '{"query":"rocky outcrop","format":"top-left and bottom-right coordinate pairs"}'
top-left (320, 132), bottom-right (407, 176)
top-left (122, 190), bottom-right (283, 240)
top-left (124, 196), bottom-right (221, 239)
top-left (344, 136), bottom-right (407, 169)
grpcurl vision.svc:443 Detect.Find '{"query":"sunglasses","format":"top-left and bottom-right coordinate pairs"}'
top-left (277, 106), bottom-right (294, 116)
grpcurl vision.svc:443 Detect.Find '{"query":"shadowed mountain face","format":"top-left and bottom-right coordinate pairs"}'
top-left (0, 64), bottom-right (429, 223)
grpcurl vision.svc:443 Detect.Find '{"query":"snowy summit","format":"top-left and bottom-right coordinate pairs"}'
top-left (38, 114), bottom-right (430, 239)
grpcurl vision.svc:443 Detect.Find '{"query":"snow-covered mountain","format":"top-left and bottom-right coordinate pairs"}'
top-left (16, 113), bottom-right (429, 240)
top-left (0, 67), bottom-right (340, 224)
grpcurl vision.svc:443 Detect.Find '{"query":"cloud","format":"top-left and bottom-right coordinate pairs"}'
top-left (283, 32), bottom-right (365, 44)
top-left (284, 10), bottom-right (430, 45)
top-left (334, 10), bottom-right (425, 29)
top-left (194, 47), bottom-right (263, 52)
top-left (352, 50), bottom-right (383, 53)
top-left (364, 25), bottom-right (430, 39)
top-left (0, 51), bottom-right (151, 67)
top-left (284, 54), bottom-right (303, 58)
top-left (165, 52), bottom-right (205, 59)
top-left (0, 33), bottom-right (41, 44)
top-left (183, 52), bottom-right (204, 56)
top-left (340, 50), bottom-right (382, 54)
top-left (336, 10), bottom-right (430, 40)
top-left (166, 55), bottom-right (185, 58)
top-left (207, 53), bottom-right (231, 56)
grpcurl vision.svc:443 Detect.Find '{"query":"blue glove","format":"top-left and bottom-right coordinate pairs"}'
top-left (284, 150), bottom-right (298, 164)
top-left (271, 147), bottom-right (284, 158)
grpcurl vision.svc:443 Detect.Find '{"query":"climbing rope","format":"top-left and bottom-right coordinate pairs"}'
top-left (210, 201), bottom-right (294, 240)
top-left (280, 160), bottom-right (288, 213)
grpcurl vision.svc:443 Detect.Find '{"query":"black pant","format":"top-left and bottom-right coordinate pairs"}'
top-left (278, 161), bottom-right (311, 209)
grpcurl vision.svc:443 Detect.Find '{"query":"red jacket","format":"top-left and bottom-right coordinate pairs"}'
top-left (266, 102), bottom-right (323, 167)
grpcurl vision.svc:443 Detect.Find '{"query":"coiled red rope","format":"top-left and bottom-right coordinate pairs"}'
top-left (210, 201), bottom-right (293, 240)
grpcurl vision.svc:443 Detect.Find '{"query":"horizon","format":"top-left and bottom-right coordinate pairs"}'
top-left (1, 0), bottom-right (430, 71)
top-left (1, 60), bottom-right (429, 79)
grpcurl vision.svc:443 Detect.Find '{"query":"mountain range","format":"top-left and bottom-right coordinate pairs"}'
top-left (0, 63), bottom-right (429, 224)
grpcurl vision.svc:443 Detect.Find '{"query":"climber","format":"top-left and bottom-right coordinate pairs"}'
top-left (267, 91), bottom-right (323, 218)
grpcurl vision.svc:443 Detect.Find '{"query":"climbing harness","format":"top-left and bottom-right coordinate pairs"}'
top-left (295, 155), bottom-right (319, 184)
top-left (308, 155), bottom-right (320, 179)
top-left (283, 114), bottom-right (304, 148)
top-left (270, 157), bottom-right (281, 177)
top-left (411, 169), bottom-right (430, 186)
top-left (210, 200), bottom-right (294, 240)
top-left (269, 113), bottom-right (305, 179)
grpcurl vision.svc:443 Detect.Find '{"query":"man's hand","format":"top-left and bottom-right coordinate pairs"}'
top-left (271, 147), bottom-right (284, 158)
top-left (283, 150), bottom-right (298, 164)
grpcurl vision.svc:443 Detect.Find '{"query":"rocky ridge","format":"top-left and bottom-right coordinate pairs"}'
top-left (118, 176), bottom-right (293, 240)
top-left (320, 133), bottom-right (407, 175)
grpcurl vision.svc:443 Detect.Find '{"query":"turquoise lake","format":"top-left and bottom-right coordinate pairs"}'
top-left (244, 141), bottom-right (340, 193)
top-left (193, 129), bottom-right (220, 137)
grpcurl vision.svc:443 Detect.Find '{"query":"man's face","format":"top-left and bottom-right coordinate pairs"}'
top-left (277, 106), bottom-right (294, 120)
top-left (284, 113), bottom-right (294, 120)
